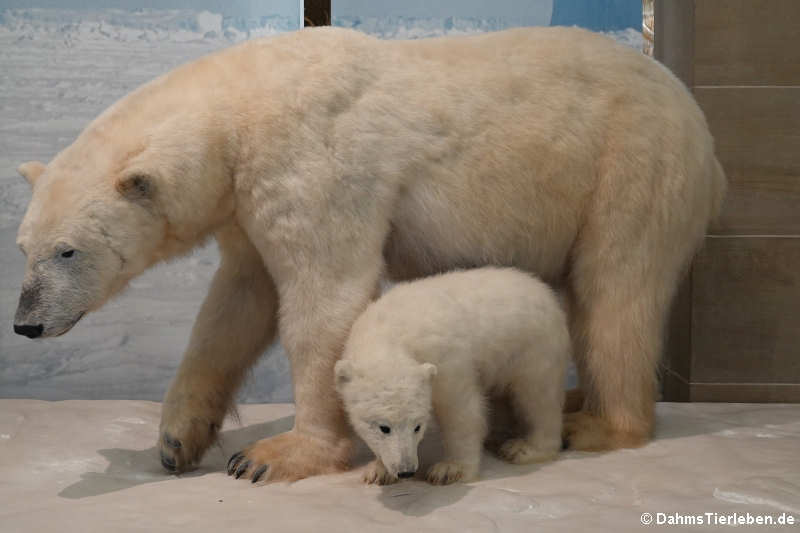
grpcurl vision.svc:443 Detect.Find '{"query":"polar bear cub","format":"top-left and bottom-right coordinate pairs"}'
top-left (335, 267), bottom-right (569, 485)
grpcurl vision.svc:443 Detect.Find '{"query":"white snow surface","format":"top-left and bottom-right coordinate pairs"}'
top-left (0, 400), bottom-right (798, 532)
top-left (0, 8), bottom-right (635, 401)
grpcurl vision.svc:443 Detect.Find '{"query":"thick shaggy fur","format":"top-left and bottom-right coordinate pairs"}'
top-left (14, 26), bottom-right (725, 480)
top-left (336, 268), bottom-right (569, 485)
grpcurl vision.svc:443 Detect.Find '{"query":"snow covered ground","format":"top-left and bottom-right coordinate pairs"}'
top-left (0, 8), bottom-right (640, 402)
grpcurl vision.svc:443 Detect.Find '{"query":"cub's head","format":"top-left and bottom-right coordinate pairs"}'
top-left (335, 357), bottom-right (437, 481)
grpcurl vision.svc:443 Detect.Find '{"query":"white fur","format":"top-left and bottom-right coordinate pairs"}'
top-left (336, 267), bottom-right (569, 484)
top-left (14, 26), bottom-right (725, 478)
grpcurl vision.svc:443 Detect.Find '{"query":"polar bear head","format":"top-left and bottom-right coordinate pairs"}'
top-left (13, 156), bottom-right (168, 338)
top-left (13, 88), bottom-right (234, 338)
top-left (335, 357), bottom-right (437, 481)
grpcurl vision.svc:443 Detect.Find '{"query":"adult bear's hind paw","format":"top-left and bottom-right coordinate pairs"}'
top-left (562, 411), bottom-right (649, 451)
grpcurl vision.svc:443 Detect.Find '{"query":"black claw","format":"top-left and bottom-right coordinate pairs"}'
top-left (561, 437), bottom-right (570, 451)
top-left (163, 432), bottom-right (182, 449)
top-left (251, 464), bottom-right (268, 484)
top-left (160, 450), bottom-right (177, 472)
top-left (235, 461), bottom-right (251, 479)
top-left (227, 452), bottom-right (244, 475)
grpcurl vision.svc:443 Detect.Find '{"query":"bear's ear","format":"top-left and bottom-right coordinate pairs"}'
top-left (334, 360), bottom-right (353, 390)
top-left (420, 363), bottom-right (437, 380)
top-left (116, 173), bottom-right (155, 201)
top-left (17, 161), bottom-right (46, 186)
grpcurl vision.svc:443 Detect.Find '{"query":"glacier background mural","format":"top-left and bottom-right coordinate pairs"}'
top-left (0, 1), bottom-right (641, 402)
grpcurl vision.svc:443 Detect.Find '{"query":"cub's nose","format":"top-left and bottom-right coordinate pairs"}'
top-left (397, 471), bottom-right (416, 479)
top-left (14, 324), bottom-right (43, 338)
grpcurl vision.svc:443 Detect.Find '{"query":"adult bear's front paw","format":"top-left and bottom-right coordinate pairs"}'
top-left (227, 430), bottom-right (351, 484)
top-left (158, 404), bottom-right (221, 474)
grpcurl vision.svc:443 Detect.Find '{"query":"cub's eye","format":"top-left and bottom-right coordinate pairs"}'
top-left (414, 425), bottom-right (421, 433)
top-left (379, 425), bottom-right (391, 434)
top-left (61, 250), bottom-right (75, 258)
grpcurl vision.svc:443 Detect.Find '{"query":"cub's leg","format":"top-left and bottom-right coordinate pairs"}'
top-left (159, 223), bottom-right (278, 473)
top-left (499, 346), bottom-right (565, 464)
top-left (427, 377), bottom-right (488, 485)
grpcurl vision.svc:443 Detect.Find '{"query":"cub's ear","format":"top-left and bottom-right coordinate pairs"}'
top-left (420, 363), bottom-right (437, 380)
top-left (116, 173), bottom-right (155, 201)
top-left (334, 360), bottom-right (353, 390)
top-left (17, 161), bottom-right (46, 186)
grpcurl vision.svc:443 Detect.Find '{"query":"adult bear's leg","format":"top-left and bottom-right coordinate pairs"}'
top-left (227, 258), bottom-right (384, 482)
top-left (562, 157), bottom-right (713, 451)
top-left (223, 172), bottom-right (390, 482)
top-left (563, 271), bottom-right (669, 451)
top-left (159, 222), bottom-right (278, 473)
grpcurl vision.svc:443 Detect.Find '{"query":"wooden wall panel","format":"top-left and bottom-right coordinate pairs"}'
top-left (657, 0), bottom-right (800, 403)
top-left (661, 277), bottom-right (692, 401)
top-left (654, 0), bottom-right (694, 87)
top-left (304, 0), bottom-right (331, 26)
top-left (710, 171), bottom-right (800, 235)
top-left (696, 87), bottom-right (800, 235)
top-left (691, 237), bottom-right (800, 384)
top-left (655, 0), bottom-right (696, 401)
top-left (690, 383), bottom-right (800, 403)
top-left (695, 0), bottom-right (800, 86)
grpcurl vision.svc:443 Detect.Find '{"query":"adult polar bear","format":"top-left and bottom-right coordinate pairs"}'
top-left (13, 27), bottom-right (725, 481)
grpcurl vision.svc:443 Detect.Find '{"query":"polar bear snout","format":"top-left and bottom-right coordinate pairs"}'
top-left (14, 284), bottom-right (45, 338)
top-left (382, 448), bottom-right (420, 480)
top-left (14, 278), bottom-right (87, 338)
top-left (13, 323), bottom-right (44, 339)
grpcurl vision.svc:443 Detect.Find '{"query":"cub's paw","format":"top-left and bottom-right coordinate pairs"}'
top-left (498, 438), bottom-right (558, 464)
top-left (362, 459), bottom-right (397, 485)
top-left (158, 415), bottom-right (220, 474)
top-left (426, 461), bottom-right (476, 485)
top-left (227, 430), bottom-right (351, 484)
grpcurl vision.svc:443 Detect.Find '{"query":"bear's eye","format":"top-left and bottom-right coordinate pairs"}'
top-left (414, 425), bottom-right (421, 433)
top-left (61, 250), bottom-right (75, 258)
top-left (379, 425), bottom-right (391, 434)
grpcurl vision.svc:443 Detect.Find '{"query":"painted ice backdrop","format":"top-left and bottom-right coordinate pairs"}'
top-left (333, 0), bottom-right (643, 44)
top-left (0, 4), bottom-right (301, 402)
top-left (1, 1), bottom-right (641, 402)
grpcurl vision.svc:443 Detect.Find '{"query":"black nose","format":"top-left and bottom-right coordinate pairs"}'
top-left (14, 324), bottom-right (43, 338)
top-left (397, 471), bottom-right (416, 479)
